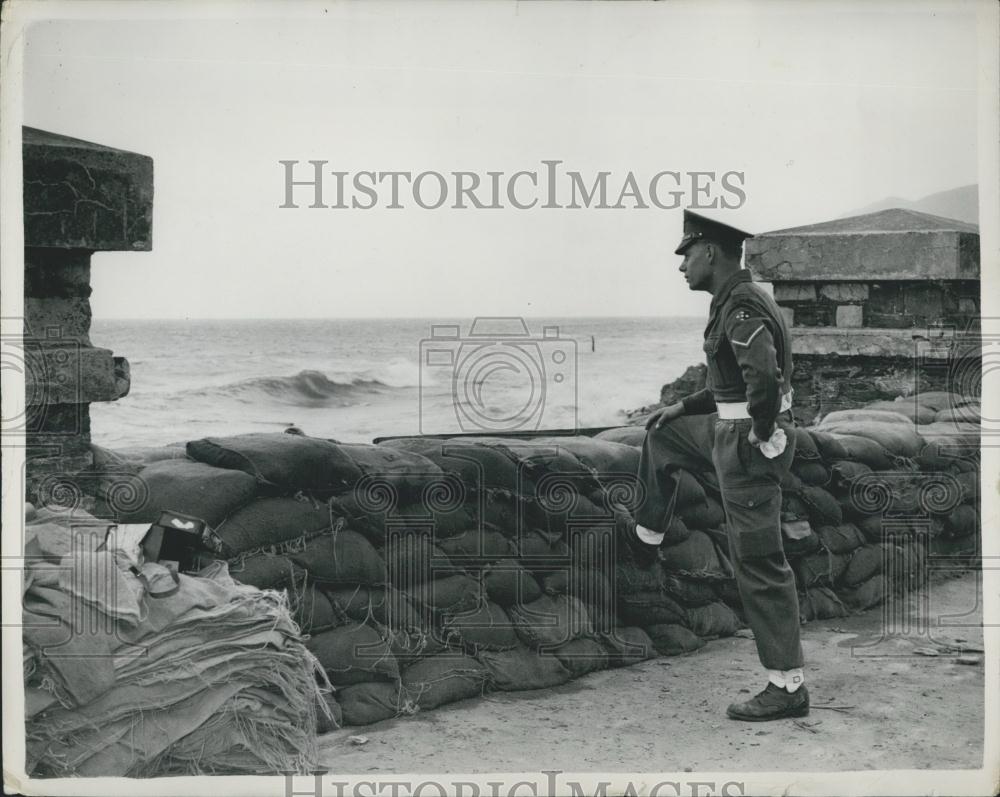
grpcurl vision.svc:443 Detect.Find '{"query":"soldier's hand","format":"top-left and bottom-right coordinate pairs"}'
top-left (646, 402), bottom-right (685, 431)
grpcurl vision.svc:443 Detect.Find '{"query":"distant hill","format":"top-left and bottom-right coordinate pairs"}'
top-left (843, 184), bottom-right (978, 226)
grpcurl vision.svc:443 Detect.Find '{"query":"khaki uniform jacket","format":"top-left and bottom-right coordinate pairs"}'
top-left (680, 269), bottom-right (793, 440)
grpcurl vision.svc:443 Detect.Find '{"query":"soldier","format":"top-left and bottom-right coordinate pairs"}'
top-left (631, 210), bottom-right (807, 721)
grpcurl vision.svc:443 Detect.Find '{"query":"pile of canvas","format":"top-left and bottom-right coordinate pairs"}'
top-left (22, 505), bottom-right (330, 776)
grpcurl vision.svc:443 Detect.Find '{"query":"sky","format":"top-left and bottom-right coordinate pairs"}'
top-left (20, 0), bottom-right (984, 319)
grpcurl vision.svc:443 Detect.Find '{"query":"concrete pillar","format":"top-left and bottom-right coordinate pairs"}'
top-left (22, 127), bottom-right (153, 501)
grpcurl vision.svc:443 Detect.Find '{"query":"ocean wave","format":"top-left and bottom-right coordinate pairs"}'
top-left (188, 370), bottom-right (406, 407)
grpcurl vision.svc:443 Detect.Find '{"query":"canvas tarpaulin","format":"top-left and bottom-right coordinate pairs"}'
top-left (23, 511), bottom-right (329, 777)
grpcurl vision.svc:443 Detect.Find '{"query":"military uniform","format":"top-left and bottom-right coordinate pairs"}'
top-left (635, 214), bottom-right (803, 674)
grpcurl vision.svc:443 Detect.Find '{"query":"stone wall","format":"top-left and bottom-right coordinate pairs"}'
top-left (22, 127), bottom-right (152, 501)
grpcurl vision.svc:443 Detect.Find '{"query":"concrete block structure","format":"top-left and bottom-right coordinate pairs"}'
top-left (745, 208), bottom-right (980, 422)
top-left (22, 127), bottom-right (152, 500)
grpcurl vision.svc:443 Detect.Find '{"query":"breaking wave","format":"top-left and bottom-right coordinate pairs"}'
top-left (190, 370), bottom-right (407, 407)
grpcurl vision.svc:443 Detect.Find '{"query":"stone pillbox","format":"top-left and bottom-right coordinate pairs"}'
top-left (674, 210), bottom-right (754, 255)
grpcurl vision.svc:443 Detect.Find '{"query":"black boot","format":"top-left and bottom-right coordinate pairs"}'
top-left (726, 683), bottom-right (809, 722)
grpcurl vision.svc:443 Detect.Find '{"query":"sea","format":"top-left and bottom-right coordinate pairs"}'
top-left (89, 317), bottom-right (705, 449)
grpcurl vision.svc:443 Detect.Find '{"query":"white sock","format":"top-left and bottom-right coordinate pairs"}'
top-left (635, 524), bottom-right (665, 545)
top-left (768, 668), bottom-right (804, 692)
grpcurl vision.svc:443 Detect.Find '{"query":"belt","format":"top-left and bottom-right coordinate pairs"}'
top-left (716, 389), bottom-right (794, 420)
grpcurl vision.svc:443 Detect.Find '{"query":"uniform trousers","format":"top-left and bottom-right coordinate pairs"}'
top-left (635, 412), bottom-right (804, 670)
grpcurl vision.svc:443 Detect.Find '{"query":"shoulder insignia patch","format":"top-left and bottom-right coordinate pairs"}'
top-left (734, 309), bottom-right (750, 322)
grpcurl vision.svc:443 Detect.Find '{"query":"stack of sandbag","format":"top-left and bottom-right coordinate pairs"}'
top-left (596, 389), bottom-right (981, 624)
top-left (23, 504), bottom-right (331, 777)
top-left (89, 409), bottom-right (979, 729)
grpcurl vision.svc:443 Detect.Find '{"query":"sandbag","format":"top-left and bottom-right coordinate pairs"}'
top-left (541, 565), bottom-right (612, 603)
top-left (552, 637), bottom-right (610, 677)
top-left (821, 408), bottom-right (914, 426)
top-left (477, 645), bottom-right (572, 690)
top-left (388, 627), bottom-right (447, 666)
top-left (476, 491), bottom-right (522, 536)
top-left (808, 430), bottom-right (849, 462)
top-left (799, 485), bottom-right (843, 525)
top-left (227, 552), bottom-right (303, 591)
top-left (829, 460), bottom-right (873, 486)
top-left (615, 561), bottom-right (667, 595)
top-left (794, 550), bottom-right (850, 587)
top-left (482, 438), bottom-right (599, 491)
top-left (383, 535), bottom-right (457, 585)
top-left (684, 601), bottom-right (744, 638)
top-left (678, 495), bottom-right (725, 531)
top-left (186, 433), bottom-right (363, 493)
top-left (335, 443), bottom-right (444, 501)
top-left (316, 691), bottom-right (343, 733)
top-left (291, 530), bottom-right (385, 588)
top-left (93, 443), bottom-right (187, 471)
top-left (533, 436), bottom-right (641, 477)
top-left (824, 433), bottom-right (895, 470)
top-left (791, 427), bottom-right (821, 461)
top-left (660, 530), bottom-right (726, 578)
top-left (916, 422), bottom-right (980, 458)
top-left (438, 525), bottom-right (516, 564)
top-left (841, 544), bottom-right (889, 587)
top-left (337, 682), bottom-right (407, 726)
top-left (781, 471), bottom-right (805, 493)
top-left (646, 623), bottom-right (706, 655)
top-left (930, 534), bottom-right (979, 559)
top-left (326, 585), bottom-right (427, 633)
top-left (427, 503), bottom-right (478, 540)
top-left (381, 501), bottom-right (477, 542)
top-left (799, 586), bottom-right (848, 621)
top-left (618, 590), bottom-right (687, 627)
top-left (292, 585), bottom-right (340, 634)
top-left (527, 493), bottom-right (607, 540)
top-left (855, 514), bottom-right (884, 543)
top-left (306, 624), bottom-right (399, 686)
top-left (793, 461), bottom-right (832, 487)
top-left (402, 653), bottom-right (488, 710)
top-left (509, 595), bottom-right (592, 649)
top-left (599, 627), bottom-right (656, 667)
top-left (442, 601), bottom-right (519, 651)
top-left (913, 391), bottom-right (966, 412)
top-left (816, 523), bottom-right (866, 555)
top-left (593, 426), bottom-right (646, 447)
top-left (936, 405), bottom-right (980, 425)
top-left (408, 574), bottom-right (482, 615)
top-left (840, 574), bottom-right (888, 611)
top-left (482, 562), bottom-right (543, 606)
top-left (955, 470), bottom-right (979, 504)
top-left (782, 493), bottom-right (810, 521)
top-left (516, 531), bottom-right (572, 568)
top-left (663, 574), bottom-right (718, 607)
top-left (864, 401), bottom-right (938, 424)
top-left (818, 422), bottom-right (923, 459)
top-left (110, 459), bottom-right (257, 525)
top-left (943, 504), bottom-right (979, 537)
top-left (215, 495), bottom-right (345, 556)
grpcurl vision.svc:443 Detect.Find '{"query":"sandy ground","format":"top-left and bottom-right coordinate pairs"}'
top-left (317, 571), bottom-right (985, 773)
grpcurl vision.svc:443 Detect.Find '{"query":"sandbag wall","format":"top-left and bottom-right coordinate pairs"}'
top-left (89, 389), bottom-right (980, 727)
top-left (93, 433), bottom-right (662, 727)
top-left (599, 391), bottom-right (982, 623)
